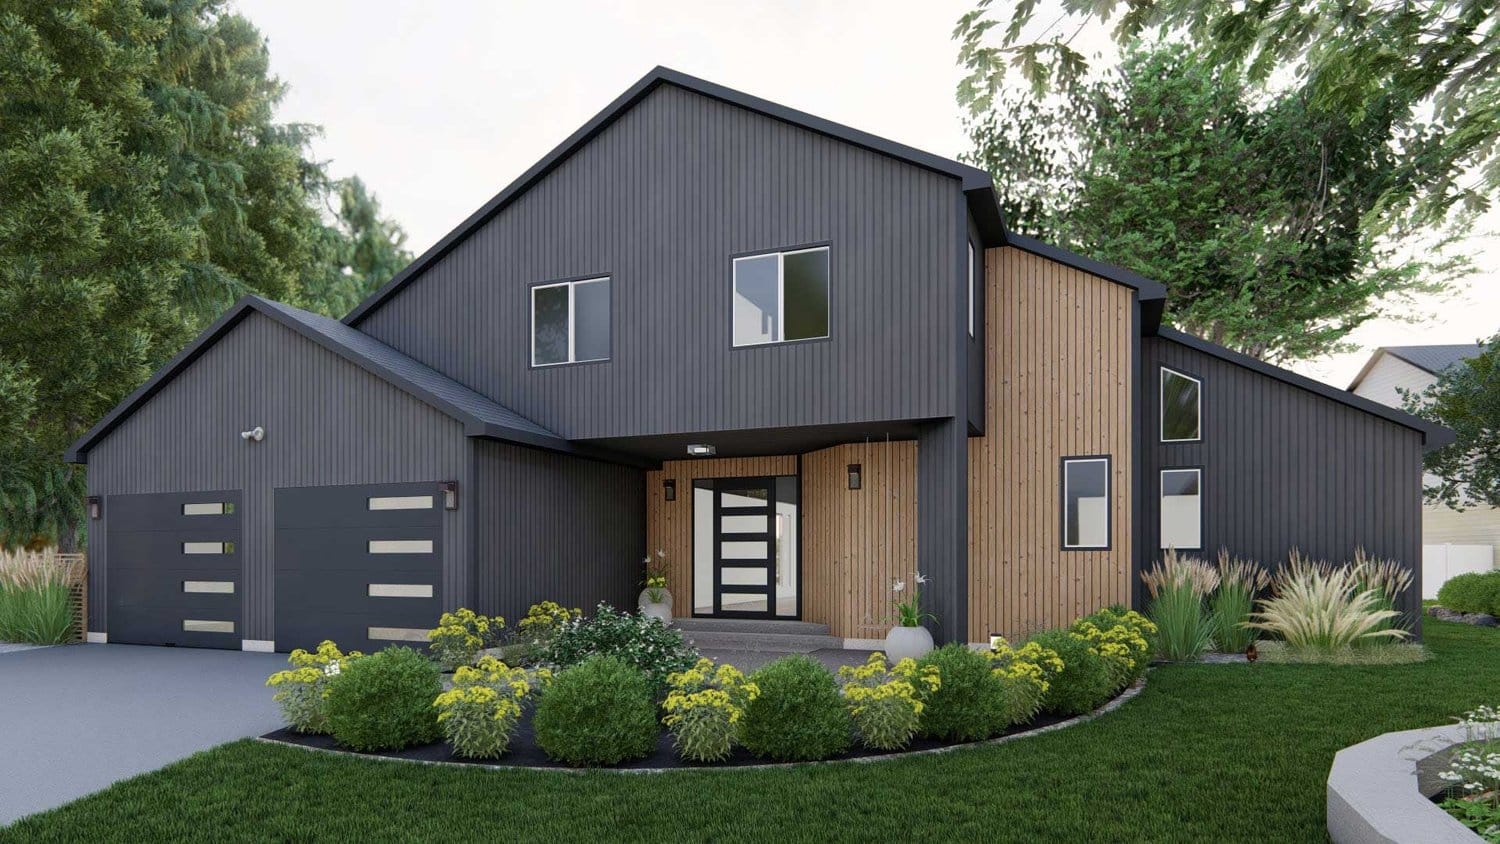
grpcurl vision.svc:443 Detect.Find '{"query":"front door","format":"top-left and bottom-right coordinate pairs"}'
top-left (693, 476), bottom-right (800, 619)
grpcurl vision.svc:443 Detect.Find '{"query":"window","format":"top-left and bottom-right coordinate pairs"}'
top-left (1160, 468), bottom-right (1203, 550)
top-left (1062, 457), bottom-right (1110, 549)
top-left (531, 277), bottom-right (610, 366)
top-left (967, 242), bottom-right (976, 337)
top-left (1161, 367), bottom-right (1202, 441)
top-left (367, 540), bottom-right (434, 554)
top-left (732, 246), bottom-right (829, 346)
top-left (367, 496), bottom-right (433, 511)
top-left (182, 502), bottom-right (231, 516)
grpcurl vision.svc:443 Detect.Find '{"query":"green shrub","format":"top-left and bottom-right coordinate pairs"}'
top-left (1026, 630), bottom-right (1115, 716)
top-left (509, 601), bottom-right (581, 663)
top-left (1071, 607), bottom-right (1157, 690)
top-left (1438, 571), bottom-right (1500, 616)
top-left (265, 640), bottom-right (363, 734)
top-left (543, 603), bottom-right (698, 696)
top-left (426, 608), bottom-right (503, 671)
top-left (661, 658), bottom-right (759, 762)
top-left (740, 655), bottom-right (851, 761)
top-left (0, 550), bottom-right (82, 645)
top-left (836, 653), bottom-right (941, 751)
top-left (532, 655), bottom-right (658, 766)
top-left (915, 644), bottom-right (1007, 741)
top-left (324, 646), bottom-right (442, 752)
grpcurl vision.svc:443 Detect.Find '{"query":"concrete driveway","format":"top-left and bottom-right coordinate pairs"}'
top-left (0, 643), bottom-right (286, 826)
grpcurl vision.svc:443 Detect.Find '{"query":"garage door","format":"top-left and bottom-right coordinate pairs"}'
top-left (106, 491), bottom-right (243, 648)
top-left (274, 482), bottom-right (443, 654)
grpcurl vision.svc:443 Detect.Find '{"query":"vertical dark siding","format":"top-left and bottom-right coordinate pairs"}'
top-left (1136, 336), bottom-right (1425, 617)
top-left (85, 312), bottom-right (471, 640)
top-left (471, 440), bottom-right (644, 624)
top-left (357, 84), bottom-right (965, 440)
top-left (919, 418), bottom-right (969, 643)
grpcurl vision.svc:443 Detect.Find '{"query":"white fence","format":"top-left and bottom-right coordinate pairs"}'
top-left (1422, 544), bottom-right (1497, 599)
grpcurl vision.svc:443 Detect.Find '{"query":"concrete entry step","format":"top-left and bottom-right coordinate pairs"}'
top-left (671, 617), bottom-right (830, 636)
top-left (679, 630), bottom-right (845, 653)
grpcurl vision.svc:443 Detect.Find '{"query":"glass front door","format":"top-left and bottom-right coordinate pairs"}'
top-left (692, 476), bottom-right (798, 618)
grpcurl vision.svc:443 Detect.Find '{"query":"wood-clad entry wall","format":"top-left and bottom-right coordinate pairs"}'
top-left (968, 246), bottom-right (1135, 641)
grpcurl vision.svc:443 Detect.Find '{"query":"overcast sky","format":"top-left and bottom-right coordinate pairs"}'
top-left (239, 0), bottom-right (1497, 386)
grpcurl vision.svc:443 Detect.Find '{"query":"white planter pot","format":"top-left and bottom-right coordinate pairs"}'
top-left (638, 589), bottom-right (673, 623)
top-left (884, 625), bottom-right (935, 662)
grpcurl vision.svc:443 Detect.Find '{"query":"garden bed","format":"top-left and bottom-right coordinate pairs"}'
top-left (261, 677), bottom-right (1144, 771)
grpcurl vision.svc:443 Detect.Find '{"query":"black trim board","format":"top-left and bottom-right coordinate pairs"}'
top-left (1157, 327), bottom-right (1455, 449)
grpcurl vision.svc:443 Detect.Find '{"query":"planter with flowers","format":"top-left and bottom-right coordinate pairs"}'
top-left (885, 572), bottom-right (936, 661)
top-left (638, 549), bottom-right (673, 622)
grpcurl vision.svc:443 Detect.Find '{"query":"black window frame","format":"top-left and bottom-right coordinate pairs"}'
top-left (1158, 466), bottom-right (1205, 551)
top-left (1160, 366), bottom-right (1203, 443)
top-left (1060, 455), bottom-right (1112, 551)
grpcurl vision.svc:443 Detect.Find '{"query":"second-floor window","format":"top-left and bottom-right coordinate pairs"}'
top-left (532, 277), bottom-right (611, 366)
top-left (732, 246), bottom-right (830, 346)
top-left (1161, 367), bottom-right (1202, 442)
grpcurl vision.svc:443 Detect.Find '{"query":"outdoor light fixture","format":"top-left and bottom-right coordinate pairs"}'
top-left (663, 479), bottom-right (677, 501)
top-left (847, 463), bottom-right (863, 490)
top-left (686, 444), bottom-right (716, 457)
top-left (239, 426), bottom-right (265, 442)
top-left (440, 481), bottom-right (459, 511)
top-left (87, 496), bottom-right (102, 520)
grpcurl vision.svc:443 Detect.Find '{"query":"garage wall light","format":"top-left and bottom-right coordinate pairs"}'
top-left (239, 426), bottom-right (265, 442)
top-left (87, 496), bottom-right (102, 520)
top-left (663, 479), bottom-right (676, 502)
top-left (440, 481), bottom-right (459, 511)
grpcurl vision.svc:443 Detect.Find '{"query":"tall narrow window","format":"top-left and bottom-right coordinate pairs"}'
top-left (967, 242), bottom-right (976, 337)
top-left (531, 277), bottom-right (611, 366)
top-left (732, 246), bottom-right (829, 346)
top-left (1160, 468), bottom-right (1203, 550)
top-left (1161, 367), bottom-right (1202, 441)
top-left (1062, 457), bottom-right (1110, 549)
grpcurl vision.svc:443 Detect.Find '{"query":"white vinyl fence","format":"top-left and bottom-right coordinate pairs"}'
top-left (1422, 544), bottom-right (1497, 599)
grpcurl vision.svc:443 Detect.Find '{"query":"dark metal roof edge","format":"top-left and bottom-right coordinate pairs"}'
top-left (1158, 327), bottom-right (1456, 448)
top-left (343, 65), bottom-right (994, 326)
top-left (1003, 234), bottom-right (1170, 302)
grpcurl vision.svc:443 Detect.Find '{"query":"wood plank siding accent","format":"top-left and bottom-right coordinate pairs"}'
top-left (968, 246), bottom-right (1135, 641)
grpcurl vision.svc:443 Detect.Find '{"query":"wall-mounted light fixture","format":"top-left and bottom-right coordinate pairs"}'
top-left (440, 481), bottom-right (459, 511)
top-left (686, 444), bottom-right (716, 457)
top-left (663, 479), bottom-right (677, 502)
top-left (87, 496), bottom-right (102, 520)
top-left (847, 463), bottom-right (863, 490)
top-left (239, 426), bottom-right (265, 442)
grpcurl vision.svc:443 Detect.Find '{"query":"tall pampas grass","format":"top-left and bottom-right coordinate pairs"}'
top-left (1210, 550), bottom-right (1269, 654)
top-left (1140, 550), bottom-right (1220, 661)
top-left (0, 549), bottom-right (84, 644)
top-left (1247, 554), bottom-right (1411, 651)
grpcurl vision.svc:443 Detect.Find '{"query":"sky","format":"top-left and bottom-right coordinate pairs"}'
top-left (238, 0), bottom-right (1497, 387)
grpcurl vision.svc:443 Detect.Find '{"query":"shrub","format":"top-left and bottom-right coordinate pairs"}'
top-left (1438, 571), bottom-right (1500, 617)
top-left (324, 646), bottom-right (442, 752)
top-left (432, 656), bottom-right (550, 759)
top-left (543, 603), bottom-right (698, 696)
top-left (265, 640), bottom-right (363, 734)
top-left (1437, 704), bottom-right (1500, 841)
top-left (532, 655), bottom-right (659, 766)
top-left (988, 637), bottom-right (1065, 726)
top-left (1141, 550), bottom-right (1219, 660)
top-left (1350, 548), bottom-right (1416, 639)
top-left (1247, 557), bottom-right (1411, 650)
top-left (1071, 608), bottom-right (1156, 689)
top-left (661, 658), bottom-right (760, 762)
top-left (915, 644), bottom-right (1007, 741)
top-left (427, 608), bottom-right (503, 671)
top-left (0, 550), bottom-right (83, 645)
top-left (1026, 630), bottom-right (1115, 716)
top-left (740, 655), bottom-right (851, 761)
top-left (1210, 551), bottom-right (1269, 653)
top-left (837, 653), bottom-right (941, 751)
top-left (510, 601), bottom-right (581, 663)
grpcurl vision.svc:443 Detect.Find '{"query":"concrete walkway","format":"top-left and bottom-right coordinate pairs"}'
top-left (0, 643), bottom-right (286, 826)
top-left (696, 647), bottom-right (877, 673)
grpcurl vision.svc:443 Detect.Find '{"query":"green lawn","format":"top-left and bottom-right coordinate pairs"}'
top-left (6, 621), bottom-right (1499, 843)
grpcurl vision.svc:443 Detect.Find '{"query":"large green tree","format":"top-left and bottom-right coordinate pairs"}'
top-left (1407, 335), bottom-right (1500, 509)
top-left (0, 0), bottom-right (409, 550)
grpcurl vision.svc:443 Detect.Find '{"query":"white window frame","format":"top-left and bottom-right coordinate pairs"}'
top-left (731, 246), bottom-right (830, 347)
top-left (530, 277), bottom-right (610, 367)
top-left (1159, 468), bottom-right (1203, 551)
top-left (1061, 456), bottom-right (1111, 550)
top-left (967, 242), bottom-right (976, 338)
top-left (1160, 367), bottom-right (1203, 443)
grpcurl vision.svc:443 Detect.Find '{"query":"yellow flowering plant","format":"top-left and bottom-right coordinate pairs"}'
top-left (1070, 608), bottom-right (1156, 688)
top-left (431, 655), bottom-right (551, 759)
top-left (987, 637), bottom-right (1064, 725)
top-left (661, 657), bottom-right (760, 762)
top-left (428, 608), bottom-right (503, 671)
top-left (837, 652), bottom-right (941, 751)
top-left (265, 640), bottom-right (363, 733)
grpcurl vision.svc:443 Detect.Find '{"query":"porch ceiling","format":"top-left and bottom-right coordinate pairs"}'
top-left (578, 420), bottom-right (932, 462)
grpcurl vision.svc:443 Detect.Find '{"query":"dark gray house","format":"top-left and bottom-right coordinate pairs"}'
top-left (65, 68), bottom-right (1451, 653)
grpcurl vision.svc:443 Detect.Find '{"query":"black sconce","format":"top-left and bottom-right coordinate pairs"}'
top-left (440, 481), bottom-right (459, 511)
top-left (663, 479), bottom-right (677, 502)
top-left (847, 464), bottom-right (862, 490)
top-left (87, 496), bottom-right (102, 520)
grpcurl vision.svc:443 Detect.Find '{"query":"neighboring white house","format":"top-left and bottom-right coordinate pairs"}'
top-left (1350, 343), bottom-right (1499, 596)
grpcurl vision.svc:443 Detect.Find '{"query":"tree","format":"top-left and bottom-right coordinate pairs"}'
top-left (0, 0), bottom-right (409, 550)
top-left (301, 176), bottom-right (413, 317)
top-left (964, 44), bottom-right (1461, 361)
top-left (1407, 335), bottom-right (1500, 509)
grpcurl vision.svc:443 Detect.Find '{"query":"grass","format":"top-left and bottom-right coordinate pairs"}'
top-left (0, 550), bottom-right (81, 645)
top-left (6, 621), bottom-right (1500, 843)
top-left (1255, 640), bottom-right (1430, 665)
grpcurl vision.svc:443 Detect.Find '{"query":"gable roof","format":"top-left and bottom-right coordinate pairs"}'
top-left (1158, 327), bottom-right (1456, 449)
top-left (1348, 343), bottom-right (1486, 391)
top-left (340, 66), bottom-right (1168, 329)
top-left (65, 297), bottom-right (653, 468)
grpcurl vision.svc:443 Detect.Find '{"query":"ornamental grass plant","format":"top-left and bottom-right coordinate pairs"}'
top-left (1210, 551), bottom-right (1269, 654)
top-left (837, 653), bottom-right (941, 751)
top-left (1349, 548), bottom-right (1415, 640)
top-left (0, 549), bottom-right (83, 644)
top-left (1140, 550), bottom-right (1219, 661)
top-left (1247, 556), bottom-right (1411, 651)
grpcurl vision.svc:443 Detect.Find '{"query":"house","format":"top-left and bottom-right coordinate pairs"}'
top-left (64, 68), bottom-right (1452, 653)
top-left (1350, 344), bottom-right (1499, 593)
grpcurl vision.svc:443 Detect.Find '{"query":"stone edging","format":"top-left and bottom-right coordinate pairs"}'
top-left (1327, 724), bottom-right (1486, 843)
top-left (257, 676), bottom-right (1147, 775)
